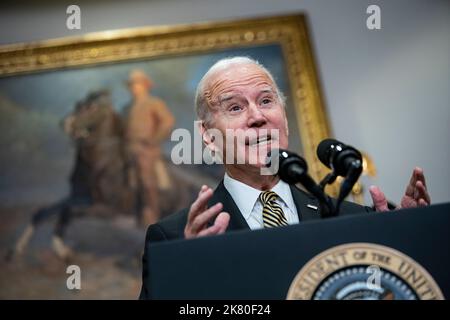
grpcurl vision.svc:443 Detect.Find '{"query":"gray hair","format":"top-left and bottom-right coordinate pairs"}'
top-left (194, 56), bottom-right (286, 126)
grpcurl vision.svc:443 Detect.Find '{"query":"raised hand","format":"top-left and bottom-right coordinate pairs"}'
top-left (369, 167), bottom-right (431, 212)
top-left (184, 185), bottom-right (230, 239)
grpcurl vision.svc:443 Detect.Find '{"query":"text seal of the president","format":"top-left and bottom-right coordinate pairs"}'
top-left (287, 243), bottom-right (444, 300)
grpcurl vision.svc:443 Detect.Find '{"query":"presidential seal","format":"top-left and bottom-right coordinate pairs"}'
top-left (287, 243), bottom-right (444, 300)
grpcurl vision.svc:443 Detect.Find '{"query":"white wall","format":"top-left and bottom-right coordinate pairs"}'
top-left (1, 0), bottom-right (449, 204)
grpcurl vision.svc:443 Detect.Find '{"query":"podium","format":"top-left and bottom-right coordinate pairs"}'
top-left (146, 203), bottom-right (449, 299)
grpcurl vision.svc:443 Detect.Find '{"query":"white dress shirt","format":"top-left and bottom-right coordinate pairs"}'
top-left (223, 172), bottom-right (299, 230)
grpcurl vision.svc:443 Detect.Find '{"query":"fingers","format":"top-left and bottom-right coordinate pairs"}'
top-left (369, 185), bottom-right (389, 212)
top-left (406, 167), bottom-right (427, 197)
top-left (187, 185), bottom-right (213, 224)
top-left (214, 212), bottom-right (231, 234)
top-left (197, 212), bottom-right (230, 237)
top-left (414, 167), bottom-right (427, 189)
top-left (190, 202), bottom-right (223, 235)
top-left (404, 167), bottom-right (431, 207)
top-left (405, 169), bottom-right (417, 197)
top-left (185, 185), bottom-right (230, 239)
top-left (415, 180), bottom-right (431, 205)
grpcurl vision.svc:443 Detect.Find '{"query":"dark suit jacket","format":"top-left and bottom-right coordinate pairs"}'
top-left (139, 181), bottom-right (372, 299)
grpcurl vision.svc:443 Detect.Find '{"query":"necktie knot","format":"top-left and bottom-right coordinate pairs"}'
top-left (259, 191), bottom-right (288, 228)
top-left (259, 190), bottom-right (278, 205)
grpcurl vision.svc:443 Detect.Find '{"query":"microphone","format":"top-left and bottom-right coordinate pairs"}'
top-left (267, 149), bottom-right (334, 218)
top-left (271, 149), bottom-right (307, 185)
top-left (316, 139), bottom-right (363, 214)
top-left (317, 139), bottom-right (363, 177)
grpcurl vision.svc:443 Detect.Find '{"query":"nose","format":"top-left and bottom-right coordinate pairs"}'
top-left (247, 103), bottom-right (267, 128)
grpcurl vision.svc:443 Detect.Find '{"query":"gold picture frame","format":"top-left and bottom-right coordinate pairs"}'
top-left (0, 13), bottom-right (333, 188)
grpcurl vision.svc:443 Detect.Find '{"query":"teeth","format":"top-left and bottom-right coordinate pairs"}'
top-left (251, 136), bottom-right (270, 145)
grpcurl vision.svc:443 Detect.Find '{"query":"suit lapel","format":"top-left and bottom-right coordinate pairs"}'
top-left (209, 181), bottom-right (250, 231)
top-left (290, 184), bottom-right (322, 222)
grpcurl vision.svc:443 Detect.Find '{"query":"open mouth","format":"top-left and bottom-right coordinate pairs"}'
top-left (245, 134), bottom-right (272, 146)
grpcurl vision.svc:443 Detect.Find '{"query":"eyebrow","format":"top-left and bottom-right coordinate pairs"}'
top-left (258, 89), bottom-right (275, 96)
top-left (218, 88), bottom-right (275, 104)
top-left (218, 94), bottom-right (236, 104)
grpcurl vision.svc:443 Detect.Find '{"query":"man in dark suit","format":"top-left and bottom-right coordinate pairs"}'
top-left (139, 57), bottom-right (430, 299)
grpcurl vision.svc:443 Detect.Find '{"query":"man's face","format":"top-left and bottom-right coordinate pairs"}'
top-left (203, 63), bottom-right (289, 170)
top-left (128, 80), bottom-right (150, 97)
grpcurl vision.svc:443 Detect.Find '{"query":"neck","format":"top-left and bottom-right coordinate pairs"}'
top-left (225, 165), bottom-right (279, 190)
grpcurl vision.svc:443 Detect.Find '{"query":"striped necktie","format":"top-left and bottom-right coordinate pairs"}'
top-left (259, 191), bottom-right (288, 228)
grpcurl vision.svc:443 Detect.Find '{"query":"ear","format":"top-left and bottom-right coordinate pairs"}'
top-left (198, 121), bottom-right (219, 154)
top-left (197, 121), bottom-right (208, 143)
top-left (198, 121), bottom-right (212, 145)
top-left (284, 110), bottom-right (289, 137)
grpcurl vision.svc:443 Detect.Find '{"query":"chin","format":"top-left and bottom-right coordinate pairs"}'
top-left (245, 150), bottom-right (270, 168)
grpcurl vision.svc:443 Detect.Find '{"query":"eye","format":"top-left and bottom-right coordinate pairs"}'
top-left (229, 105), bottom-right (242, 112)
top-left (261, 98), bottom-right (273, 105)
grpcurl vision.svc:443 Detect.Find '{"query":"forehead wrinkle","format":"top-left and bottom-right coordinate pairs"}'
top-left (218, 93), bottom-right (238, 103)
top-left (258, 88), bottom-right (275, 95)
top-left (202, 64), bottom-right (277, 114)
top-left (220, 87), bottom-right (275, 103)
top-left (209, 76), bottom-right (274, 104)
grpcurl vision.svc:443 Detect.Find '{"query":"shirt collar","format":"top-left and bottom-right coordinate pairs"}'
top-left (223, 173), bottom-right (261, 220)
top-left (223, 172), bottom-right (297, 219)
top-left (271, 177), bottom-right (297, 215)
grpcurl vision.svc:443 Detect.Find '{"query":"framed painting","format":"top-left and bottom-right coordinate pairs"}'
top-left (0, 14), bottom-right (333, 298)
top-left (0, 13), bottom-right (332, 186)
